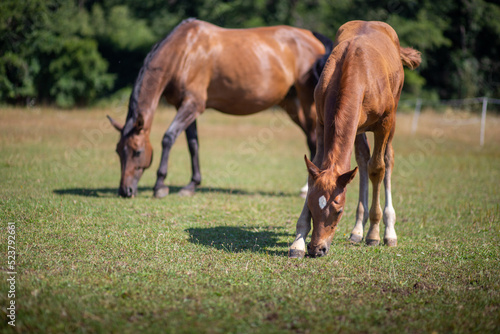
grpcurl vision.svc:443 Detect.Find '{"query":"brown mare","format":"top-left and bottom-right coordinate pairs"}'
top-left (288, 21), bottom-right (421, 258)
top-left (107, 18), bottom-right (332, 198)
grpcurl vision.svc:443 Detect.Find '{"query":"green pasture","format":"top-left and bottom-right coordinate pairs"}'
top-left (1, 107), bottom-right (499, 333)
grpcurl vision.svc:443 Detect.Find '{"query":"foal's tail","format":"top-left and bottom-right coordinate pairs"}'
top-left (400, 47), bottom-right (421, 70)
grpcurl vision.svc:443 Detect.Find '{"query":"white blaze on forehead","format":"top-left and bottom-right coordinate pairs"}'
top-left (319, 195), bottom-right (327, 210)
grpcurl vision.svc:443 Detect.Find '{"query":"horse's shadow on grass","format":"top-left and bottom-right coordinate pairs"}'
top-left (186, 226), bottom-right (290, 256)
top-left (53, 187), bottom-right (140, 197)
top-left (53, 185), bottom-right (295, 198)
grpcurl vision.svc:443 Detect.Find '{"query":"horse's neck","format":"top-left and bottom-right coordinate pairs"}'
top-left (128, 22), bottom-right (190, 132)
top-left (131, 65), bottom-right (170, 131)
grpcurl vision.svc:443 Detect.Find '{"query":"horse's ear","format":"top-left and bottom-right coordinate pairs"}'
top-left (304, 155), bottom-right (321, 180)
top-left (337, 167), bottom-right (358, 189)
top-left (107, 115), bottom-right (123, 132)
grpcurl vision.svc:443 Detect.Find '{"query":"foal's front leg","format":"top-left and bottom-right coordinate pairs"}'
top-left (365, 131), bottom-right (389, 246)
top-left (289, 201), bottom-right (312, 258)
top-left (350, 134), bottom-right (370, 243)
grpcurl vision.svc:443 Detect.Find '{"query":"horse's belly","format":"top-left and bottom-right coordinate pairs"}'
top-left (206, 77), bottom-right (291, 115)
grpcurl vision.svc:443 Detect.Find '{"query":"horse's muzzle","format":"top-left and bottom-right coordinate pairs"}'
top-left (307, 243), bottom-right (329, 258)
top-left (119, 186), bottom-right (136, 198)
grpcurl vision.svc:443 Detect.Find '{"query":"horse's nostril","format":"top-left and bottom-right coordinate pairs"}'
top-left (119, 186), bottom-right (134, 198)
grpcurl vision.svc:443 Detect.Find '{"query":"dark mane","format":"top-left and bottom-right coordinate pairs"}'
top-left (311, 31), bottom-right (334, 85)
top-left (124, 18), bottom-right (197, 135)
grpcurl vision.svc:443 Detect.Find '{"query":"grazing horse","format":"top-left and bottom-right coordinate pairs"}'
top-left (107, 18), bottom-right (332, 198)
top-left (288, 21), bottom-right (421, 258)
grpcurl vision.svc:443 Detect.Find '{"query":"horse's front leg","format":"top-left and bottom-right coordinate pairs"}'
top-left (279, 92), bottom-right (316, 197)
top-left (178, 120), bottom-right (201, 197)
top-left (153, 97), bottom-right (204, 198)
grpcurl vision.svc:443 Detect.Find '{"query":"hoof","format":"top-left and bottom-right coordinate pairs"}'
top-left (384, 238), bottom-right (397, 247)
top-left (288, 249), bottom-right (305, 259)
top-left (178, 188), bottom-right (195, 197)
top-left (365, 239), bottom-right (380, 246)
top-left (154, 186), bottom-right (169, 199)
top-left (349, 234), bottom-right (363, 244)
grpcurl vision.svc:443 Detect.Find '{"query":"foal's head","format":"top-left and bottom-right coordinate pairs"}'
top-left (304, 156), bottom-right (357, 257)
top-left (108, 115), bottom-right (153, 198)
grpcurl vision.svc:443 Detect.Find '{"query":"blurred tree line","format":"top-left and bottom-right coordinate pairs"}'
top-left (1, 0), bottom-right (499, 107)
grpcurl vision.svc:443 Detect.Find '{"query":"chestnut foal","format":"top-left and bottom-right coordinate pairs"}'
top-left (289, 21), bottom-right (421, 258)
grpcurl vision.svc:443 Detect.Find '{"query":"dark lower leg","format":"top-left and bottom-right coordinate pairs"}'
top-left (153, 132), bottom-right (175, 198)
top-left (178, 120), bottom-right (201, 196)
top-left (153, 98), bottom-right (203, 198)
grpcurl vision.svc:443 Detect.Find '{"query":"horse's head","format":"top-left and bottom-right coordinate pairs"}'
top-left (304, 156), bottom-right (357, 257)
top-left (108, 114), bottom-right (153, 198)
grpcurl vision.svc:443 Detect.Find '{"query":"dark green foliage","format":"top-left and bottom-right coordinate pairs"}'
top-left (1, 0), bottom-right (499, 106)
top-left (0, 0), bottom-right (46, 103)
top-left (0, 0), bottom-right (114, 107)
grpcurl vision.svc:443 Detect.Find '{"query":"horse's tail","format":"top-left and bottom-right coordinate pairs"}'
top-left (311, 31), bottom-right (334, 84)
top-left (400, 47), bottom-right (421, 70)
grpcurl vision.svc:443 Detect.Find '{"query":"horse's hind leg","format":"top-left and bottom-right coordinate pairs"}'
top-left (154, 97), bottom-right (204, 198)
top-left (350, 134), bottom-right (370, 244)
top-left (279, 93), bottom-right (316, 197)
top-left (383, 140), bottom-right (397, 246)
top-left (178, 120), bottom-right (202, 197)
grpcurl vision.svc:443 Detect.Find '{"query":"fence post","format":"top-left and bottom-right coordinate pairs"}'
top-left (411, 98), bottom-right (422, 135)
top-left (480, 97), bottom-right (488, 146)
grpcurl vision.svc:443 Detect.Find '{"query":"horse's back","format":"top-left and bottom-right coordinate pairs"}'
top-left (158, 20), bottom-right (325, 114)
top-left (337, 21), bottom-right (402, 73)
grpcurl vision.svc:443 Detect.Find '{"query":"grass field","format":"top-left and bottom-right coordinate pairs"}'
top-left (1, 106), bottom-right (499, 333)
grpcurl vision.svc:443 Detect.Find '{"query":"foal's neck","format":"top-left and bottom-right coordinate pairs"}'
top-left (321, 99), bottom-right (360, 173)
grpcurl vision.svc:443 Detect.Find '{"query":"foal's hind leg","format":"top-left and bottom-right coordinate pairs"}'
top-left (154, 97), bottom-right (204, 198)
top-left (382, 140), bottom-right (397, 246)
top-left (178, 120), bottom-right (202, 197)
top-left (350, 134), bottom-right (370, 244)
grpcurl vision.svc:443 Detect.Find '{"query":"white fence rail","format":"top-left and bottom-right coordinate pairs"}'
top-left (400, 96), bottom-right (500, 146)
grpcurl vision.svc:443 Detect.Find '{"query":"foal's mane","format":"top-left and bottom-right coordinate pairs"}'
top-left (123, 18), bottom-right (197, 136)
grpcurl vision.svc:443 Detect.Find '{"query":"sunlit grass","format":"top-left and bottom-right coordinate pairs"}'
top-left (0, 107), bottom-right (499, 333)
